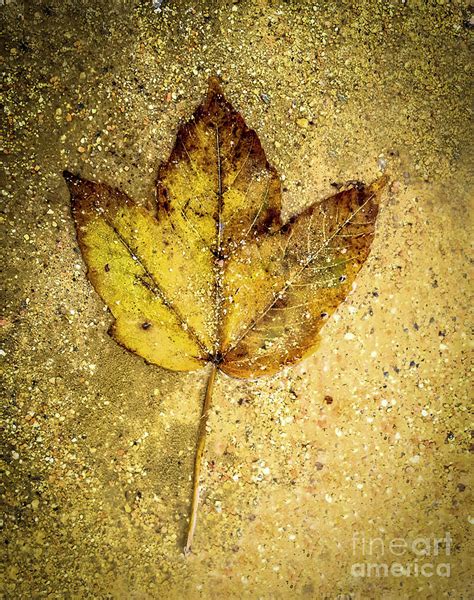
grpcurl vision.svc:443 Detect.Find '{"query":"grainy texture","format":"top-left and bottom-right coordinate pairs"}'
top-left (1, 1), bottom-right (472, 599)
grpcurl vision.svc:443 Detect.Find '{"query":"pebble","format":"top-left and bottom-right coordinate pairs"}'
top-left (296, 117), bottom-right (309, 128)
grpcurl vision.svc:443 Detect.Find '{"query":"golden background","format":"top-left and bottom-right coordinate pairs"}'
top-left (2, 1), bottom-right (472, 598)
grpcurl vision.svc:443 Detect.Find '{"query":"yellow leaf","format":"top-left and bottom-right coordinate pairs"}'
top-left (64, 77), bottom-right (387, 554)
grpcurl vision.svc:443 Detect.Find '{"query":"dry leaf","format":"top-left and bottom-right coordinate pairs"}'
top-left (64, 77), bottom-right (386, 554)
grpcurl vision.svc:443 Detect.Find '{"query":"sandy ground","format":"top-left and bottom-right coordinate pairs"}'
top-left (1, 1), bottom-right (472, 598)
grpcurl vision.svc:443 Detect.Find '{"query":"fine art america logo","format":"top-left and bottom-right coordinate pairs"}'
top-left (351, 532), bottom-right (452, 578)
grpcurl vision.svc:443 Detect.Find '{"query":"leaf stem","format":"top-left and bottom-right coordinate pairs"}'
top-left (184, 362), bottom-right (218, 555)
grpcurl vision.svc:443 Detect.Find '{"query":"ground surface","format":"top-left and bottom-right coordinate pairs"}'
top-left (1, 1), bottom-right (472, 598)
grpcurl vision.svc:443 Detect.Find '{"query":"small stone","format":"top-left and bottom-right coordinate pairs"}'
top-left (296, 117), bottom-right (309, 128)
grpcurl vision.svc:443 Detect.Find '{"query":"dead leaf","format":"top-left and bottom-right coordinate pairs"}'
top-left (64, 77), bottom-right (386, 554)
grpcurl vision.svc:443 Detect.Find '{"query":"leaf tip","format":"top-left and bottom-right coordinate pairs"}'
top-left (372, 173), bottom-right (389, 193)
top-left (207, 75), bottom-right (224, 99)
top-left (63, 170), bottom-right (78, 184)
